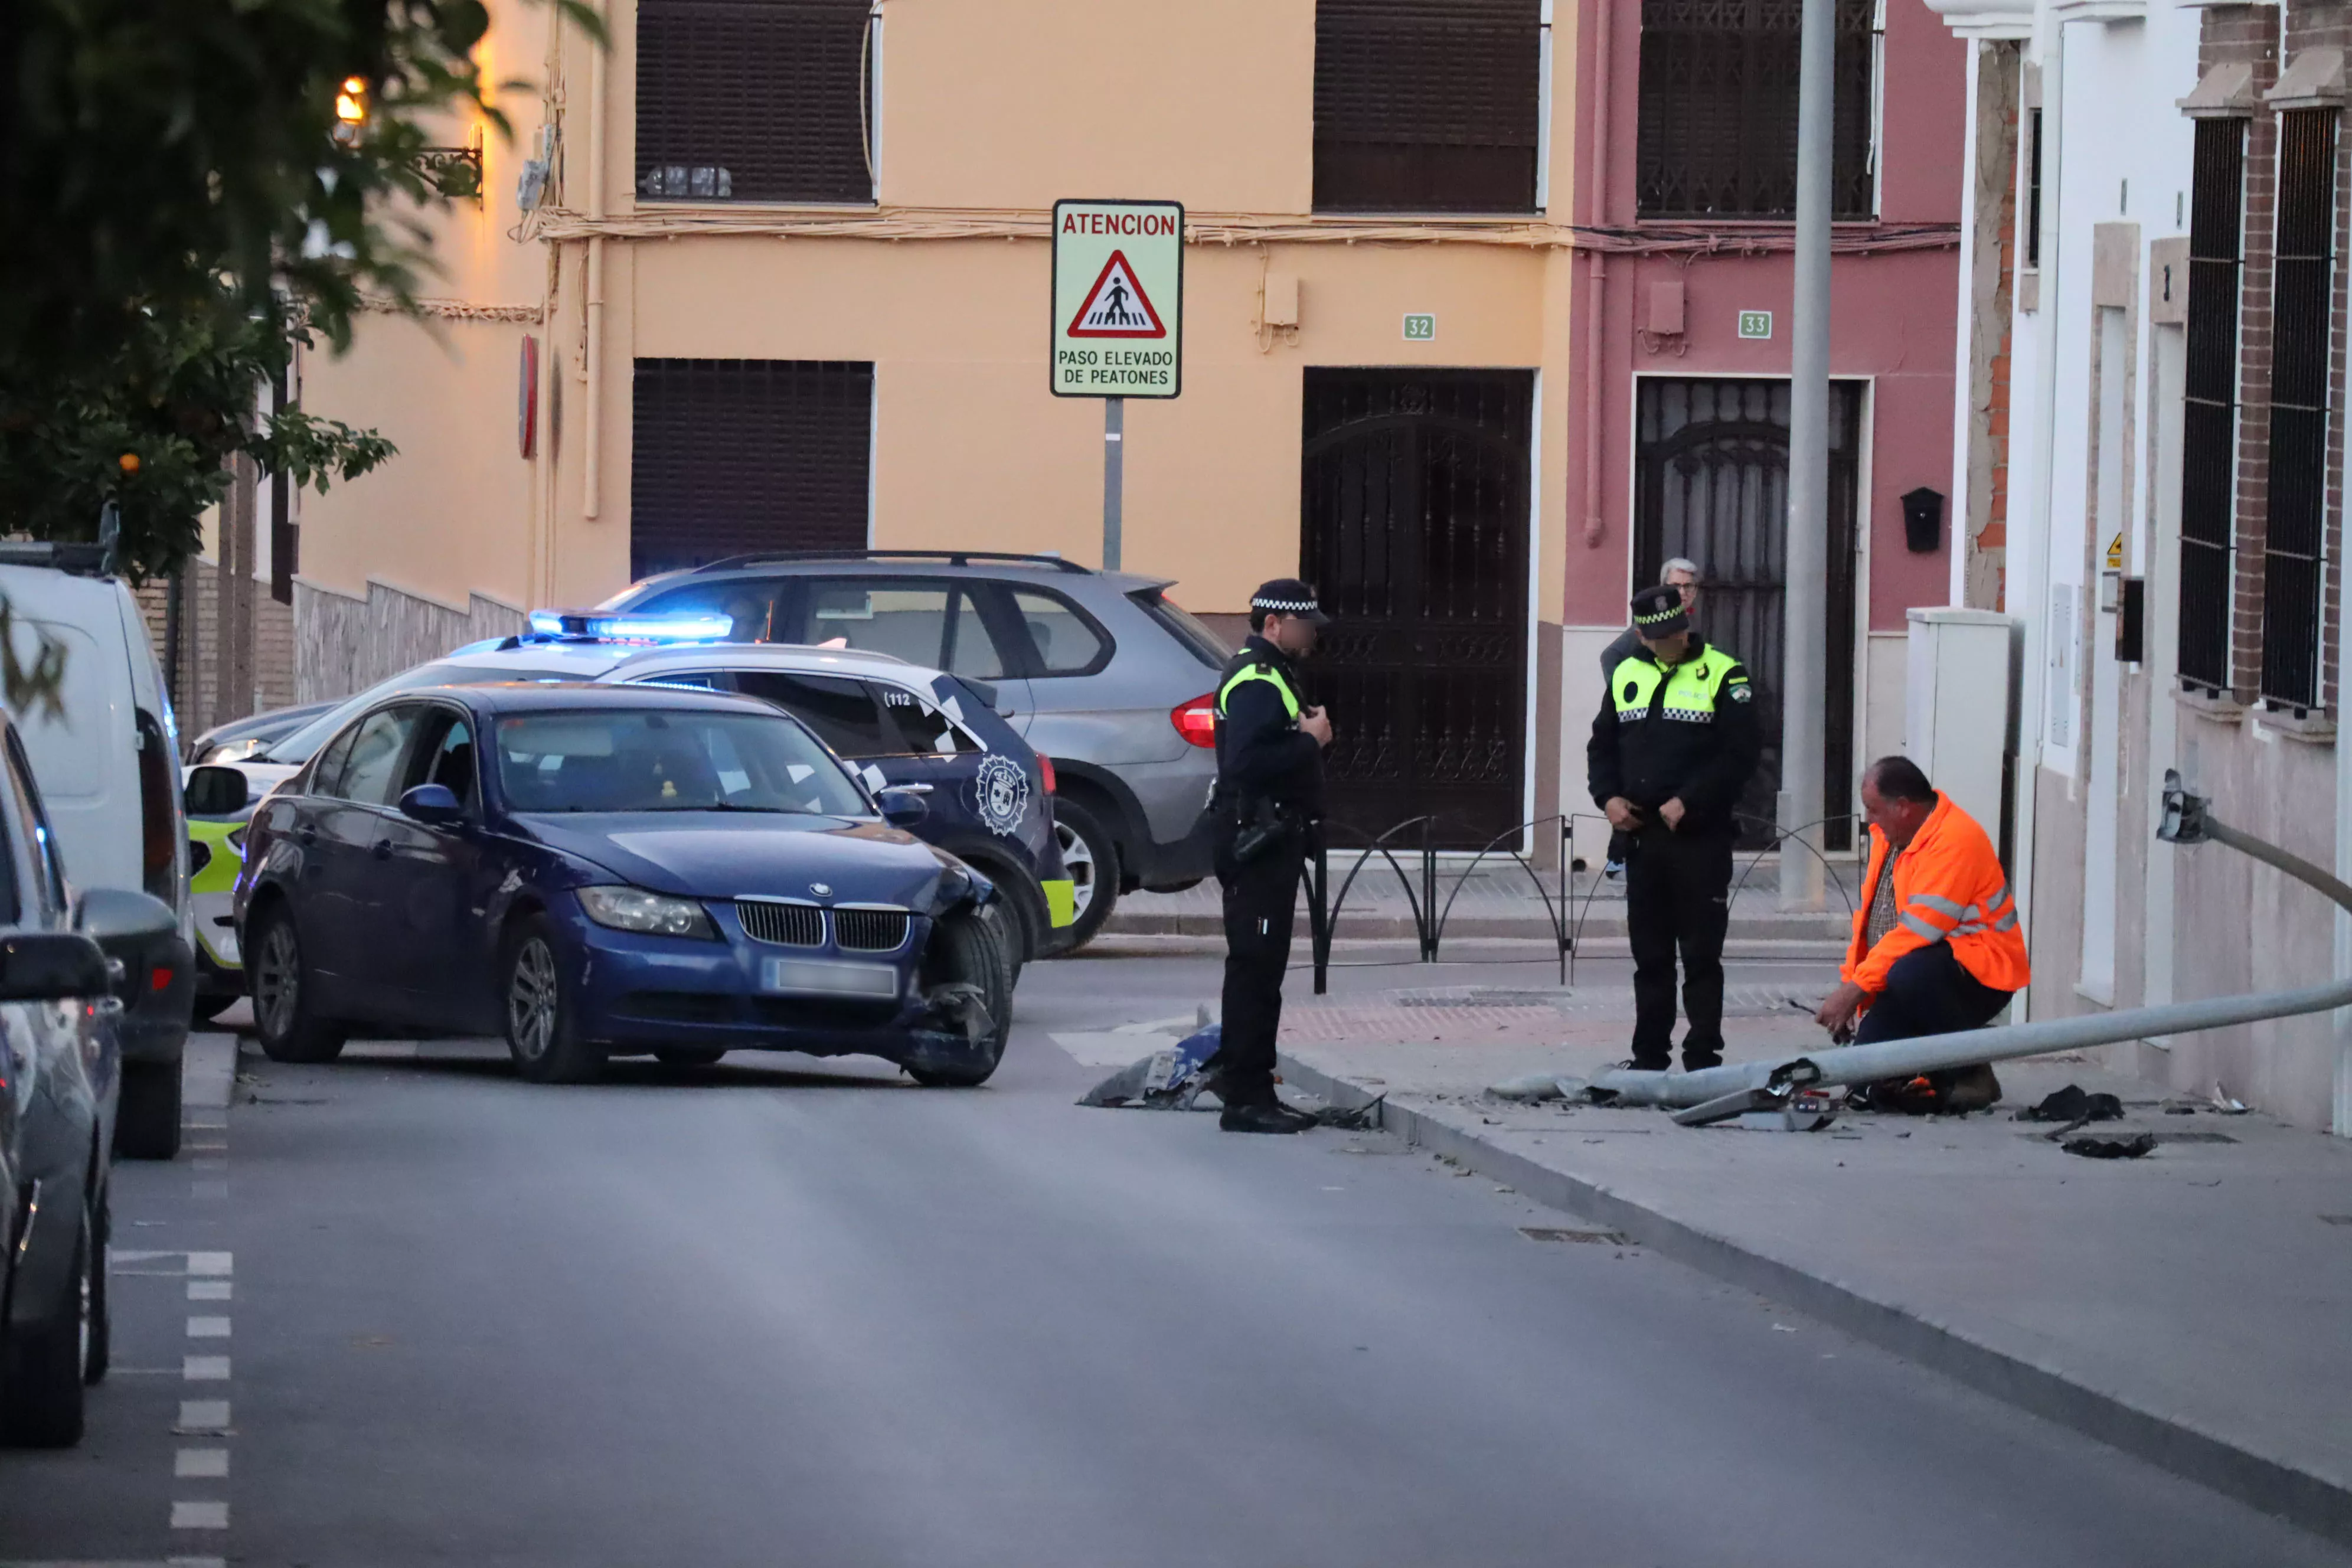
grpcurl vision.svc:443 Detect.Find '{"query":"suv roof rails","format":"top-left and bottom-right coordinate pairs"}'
top-left (0, 540), bottom-right (109, 576)
top-left (687, 549), bottom-right (1092, 576)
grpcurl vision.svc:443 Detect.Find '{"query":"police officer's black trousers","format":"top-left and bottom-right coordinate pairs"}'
top-left (1213, 824), bottom-right (1305, 1108)
top-left (1625, 824), bottom-right (1734, 1070)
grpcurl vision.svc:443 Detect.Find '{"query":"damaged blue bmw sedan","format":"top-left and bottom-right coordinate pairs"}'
top-left (232, 682), bottom-right (1014, 1085)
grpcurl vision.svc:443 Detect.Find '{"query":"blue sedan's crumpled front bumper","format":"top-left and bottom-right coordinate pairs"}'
top-left (560, 900), bottom-right (995, 1073)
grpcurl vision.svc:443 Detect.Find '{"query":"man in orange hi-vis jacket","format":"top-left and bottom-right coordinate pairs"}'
top-left (1814, 755), bottom-right (2030, 1047)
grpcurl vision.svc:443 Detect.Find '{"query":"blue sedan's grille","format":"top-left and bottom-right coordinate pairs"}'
top-left (834, 909), bottom-right (912, 952)
top-left (736, 900), bottom-right (823, 947)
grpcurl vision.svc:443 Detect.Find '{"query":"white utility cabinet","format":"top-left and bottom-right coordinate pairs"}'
top-left (1904, 607), bottom-right (2015, 838)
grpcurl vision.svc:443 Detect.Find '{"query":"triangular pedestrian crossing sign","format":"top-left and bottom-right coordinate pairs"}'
top-left (1066, 250), bottom-right (1168, 339)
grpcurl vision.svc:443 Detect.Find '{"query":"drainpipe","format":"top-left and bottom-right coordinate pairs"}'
top-left (1580, 0), bottom-right (1614, 550)
top-left (1589, 773), bottom-right (2352, 1108)
top-left (583, 4), bottom-right (609, 522)
top-left (2337, 483), bottom-right (2352, 1135)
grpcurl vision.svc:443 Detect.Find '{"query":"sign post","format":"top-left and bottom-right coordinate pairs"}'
top-left (1051, 198), bottom-right (1184, 571)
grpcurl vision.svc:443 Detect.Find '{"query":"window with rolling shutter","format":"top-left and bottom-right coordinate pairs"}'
top-left (629, 360), bottom-right (872, 580)
top-left (2260, 109), bottom-right (2335, 712)
top-left (1313, 0), bottom-right (1541, 214)
top-left (1635, 0), bottom-right (1877, 219)
top-left (2179, 116), bottom-right (2246, 695)
top-left (636, 0), bottom-right (875, 204)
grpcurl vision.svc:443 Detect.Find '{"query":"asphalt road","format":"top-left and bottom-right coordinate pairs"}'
top-left (2, 948), bottom-right (2344, 1567)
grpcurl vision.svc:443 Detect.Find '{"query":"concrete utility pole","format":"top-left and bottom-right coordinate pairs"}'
top-left (1779, 0), bottom-right (1835, 912)
top-left (1102, 396), bottom-right (1124, 571)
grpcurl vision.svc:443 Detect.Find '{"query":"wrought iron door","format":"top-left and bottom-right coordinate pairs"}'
top-left (1302, 370), bottom-right (1534, 848)
top-left (1634, 378), bottom-right (1861, 850)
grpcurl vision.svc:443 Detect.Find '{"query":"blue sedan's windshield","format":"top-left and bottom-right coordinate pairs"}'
top-left (495, 710), bottom-right (871, 816)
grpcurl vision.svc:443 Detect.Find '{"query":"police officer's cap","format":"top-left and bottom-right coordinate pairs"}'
top-left (1252, 579), bottom-right (1329, 625)
top-left (1631, 583), bottom-right (1690, 638)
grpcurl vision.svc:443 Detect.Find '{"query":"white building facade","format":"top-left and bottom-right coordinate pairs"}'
top-left (1930, 0), bottom-right (2352, 1131)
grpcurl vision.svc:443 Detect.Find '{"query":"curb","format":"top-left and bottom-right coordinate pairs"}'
top-left (1103, 909), bottom-right (1848, 943)
top-left (1076, 933), bottom-right (1848, 961)
top-left (1277, 1054), bottom-right (2352, 1550)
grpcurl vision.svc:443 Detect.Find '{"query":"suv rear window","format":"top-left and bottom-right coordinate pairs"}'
top-left (1131, 590), bottom-right (1229, 669)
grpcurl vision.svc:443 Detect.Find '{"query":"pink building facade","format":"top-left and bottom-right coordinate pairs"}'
top-left (1558, 0), bottom-right (1971, 859)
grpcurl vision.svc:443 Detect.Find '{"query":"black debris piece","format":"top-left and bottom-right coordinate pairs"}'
top-left (2062, 1131), bottom-right (2158, 1160)
top-left (1314, 1096), bottom-right (1386, 1131)
top-left (2017, 1084), bottom-right (2125, 1124)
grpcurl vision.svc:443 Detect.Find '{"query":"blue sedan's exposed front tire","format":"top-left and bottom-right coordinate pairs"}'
top-left (905, 903), bottom-right (1015, 1087)
top-left (503, 916), bottom-right (606, 1085)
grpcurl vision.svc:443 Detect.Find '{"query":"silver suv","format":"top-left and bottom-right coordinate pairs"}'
top-left (602, 552), bottom-right (1230, 945)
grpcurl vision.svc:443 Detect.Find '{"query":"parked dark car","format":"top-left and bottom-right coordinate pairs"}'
top-left (233, 684), bottom-right (1016, 1085)
top-left (0, 710), bottom-right (136, 1447)
top-left (188, 700), bottom-right (338, 764)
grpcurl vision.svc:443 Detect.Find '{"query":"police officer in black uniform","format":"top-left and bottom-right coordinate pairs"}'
top-left (1207, 579), bottom-right (1334, 1134)
top-left (1588, 583), bottom-right (1763, 1071)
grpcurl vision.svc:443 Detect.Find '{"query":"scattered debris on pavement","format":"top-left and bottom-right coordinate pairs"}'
top-left (1079, 1024), bottom-right (1223, 1109)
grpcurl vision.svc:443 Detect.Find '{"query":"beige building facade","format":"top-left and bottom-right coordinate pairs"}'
top-left (297, 0), bottom-right (1585, 845)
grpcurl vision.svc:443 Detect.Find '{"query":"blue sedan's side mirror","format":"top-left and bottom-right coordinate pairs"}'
top-left (876, 786), bottom-right (930, 828)
top-left (399, 783), bottom-right (465, 826)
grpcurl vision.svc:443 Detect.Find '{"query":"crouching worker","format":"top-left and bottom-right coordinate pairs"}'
top-left (1813, 756), bottom-right (2030, 1111)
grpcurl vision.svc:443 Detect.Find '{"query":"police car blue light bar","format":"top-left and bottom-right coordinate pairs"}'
top-left (524, 609), bottom-right (734, 642)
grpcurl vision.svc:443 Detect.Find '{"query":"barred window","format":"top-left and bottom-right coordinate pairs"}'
top-left (1635, 0), bottom-right (1877, 219)
top-left (636, 0), bottom-right (876, 205)
top-left (2261, 109), bottom-right (2336, 712)
top-left (630, 360), bottom-right (872, 580)
top-left (2179, 116), bottom-right (2246, 694)
top-left (1313, 0), bottom-right (1542, 214)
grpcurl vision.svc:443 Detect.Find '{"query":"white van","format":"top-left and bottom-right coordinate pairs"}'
top-left (0, 543), bottom-right (195, 1158)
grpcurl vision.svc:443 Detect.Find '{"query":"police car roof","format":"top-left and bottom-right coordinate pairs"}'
top-left (439, 639), bottom-right (937, 684)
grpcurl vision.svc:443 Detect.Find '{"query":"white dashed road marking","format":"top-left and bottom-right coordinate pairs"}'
top-left (174, 1451), bottom-right (229, 1479)
top-left (185, 1280), bottom-right (230, 1302)
top-left (168, 1501), bottom-right (228, 1531)
top-left (176, 1401), bottom-right (230, 1435)
top-left (181, 1357), bottom-right (230, 1381)
top-left (184, 1318), bottom-right (230, 1340)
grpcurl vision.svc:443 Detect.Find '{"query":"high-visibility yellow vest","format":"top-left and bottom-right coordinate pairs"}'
top-left (1608, 652), bottom-right (1743, 724)
top-left (1218, 661), bottom-right (1301, 721)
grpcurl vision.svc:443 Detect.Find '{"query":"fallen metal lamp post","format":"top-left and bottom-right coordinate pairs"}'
top-left (1588, 772), bottom-right (2352, 1113)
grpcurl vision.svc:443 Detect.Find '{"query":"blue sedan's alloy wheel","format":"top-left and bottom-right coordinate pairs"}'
top-left (503, 917), bottom-right (605, 1084)
top-left (251, 909), bottom-right (347, 1064)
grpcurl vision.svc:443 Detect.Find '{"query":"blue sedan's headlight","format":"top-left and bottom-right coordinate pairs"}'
top-left (577, 886), bottom-right (718, 939)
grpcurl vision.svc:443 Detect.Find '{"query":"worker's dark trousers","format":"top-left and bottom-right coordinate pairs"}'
top-left (1853, 943), bottom-right (2013, 1044)
top-left (1625, 824), bottom-right (1734, 1070)
top-left (1213, 824), bottom-right (1305, 1108)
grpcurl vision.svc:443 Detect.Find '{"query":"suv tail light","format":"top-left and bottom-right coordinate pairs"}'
top-left (1039, 756), bottom-right (1057, 793)
top-left (1172, 694), bottom-right (1217, 748)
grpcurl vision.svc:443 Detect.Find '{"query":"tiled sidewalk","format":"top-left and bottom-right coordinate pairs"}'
top-left (1239, 991), bottom-right (2352, 1548)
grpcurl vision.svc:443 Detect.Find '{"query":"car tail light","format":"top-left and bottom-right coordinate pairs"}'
top-left (1171, 694), bottom-right (1217, 748)
top-left (1039, 756), bottom-right (1057, 793)
top-left (150, 965), bottom-right (174, 992)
